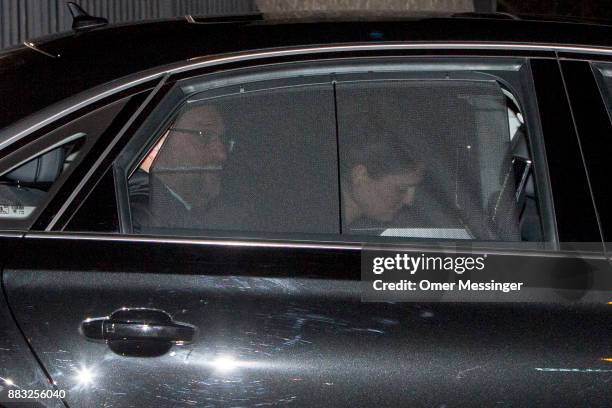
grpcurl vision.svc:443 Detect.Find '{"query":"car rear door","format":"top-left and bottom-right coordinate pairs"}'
top-left (0, 81), bottom-right (156, 407)
top-left (0, 232), bottom-right (65, 408)
top-left (4, 49), bottom-right (612, 408)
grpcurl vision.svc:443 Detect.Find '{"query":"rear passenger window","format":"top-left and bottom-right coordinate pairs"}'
top-left (124, 62), bottom-right (545, 243)
top-left (128, 82), bottom-right (340, 235)
top-left (337, 79), bottom-right (528, 241)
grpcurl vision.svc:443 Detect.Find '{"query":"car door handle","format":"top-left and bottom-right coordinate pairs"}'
top-left (81, 308), bottom-right (195, 356)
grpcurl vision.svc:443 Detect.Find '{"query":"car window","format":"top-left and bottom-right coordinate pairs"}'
top-left (0, 136), bottom-right (85, 220)
top-left (0, 99), bottom-right (127, 230)
top-left (122, 63), bottom-right (546, 243)
top-left (593, 63), bottom-right (612, 117)
top-left (568, 61), bottom-right (612, 248)
top-left (336, 79), bottom-right (533, 241)
top-left (127, 82), bottom-right (340, 235)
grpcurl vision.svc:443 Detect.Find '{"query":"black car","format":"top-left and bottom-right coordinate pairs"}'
top-left (1, 9), bottom-right (612, 408)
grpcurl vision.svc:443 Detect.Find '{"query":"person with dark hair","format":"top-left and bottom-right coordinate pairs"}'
top-left (341, 140), bottom-right (424, 231)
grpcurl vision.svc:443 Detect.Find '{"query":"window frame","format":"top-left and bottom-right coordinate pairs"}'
top-left (0, 98), bottom-right (130, 230)
top-left (111, 56), bottom-right (557, 248)
top-left (0, 44), bottom-right (602, 256)
top-left (564, 61), bottom-right (612, 248)
top-left (592, 62), bottom-right (612, 119)
top-left (119, 73), bottom-right (341, 235)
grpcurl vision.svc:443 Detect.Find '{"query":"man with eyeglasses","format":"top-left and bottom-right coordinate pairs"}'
top-left (129, 104), bottom-right (234, 232)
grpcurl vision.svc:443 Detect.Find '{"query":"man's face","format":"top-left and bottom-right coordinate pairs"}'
top-left (148, 106), bottom-right (229, 209)
top-left (172, 106), bottom-right (227, 169)
top-left (350, 164), bottom-right (424, 222)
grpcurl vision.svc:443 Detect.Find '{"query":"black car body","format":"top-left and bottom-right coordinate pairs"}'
top-left (0, 13), bottom-right (612, 407)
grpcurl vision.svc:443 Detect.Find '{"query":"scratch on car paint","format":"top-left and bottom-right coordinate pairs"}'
top-left (304, 313), bottom-right (344, 325)
top-left (282, 335), bottom-right (302, 347)
top-left (230, 277), bottom-right (252, 289)
top-left (273, 334), bottom-right (311, 352)
top-left (535, 367), bottom-right (612, 373)
top-left (344, 327), bottom-right (385, 334)
top-left (184, 349), bottom-right (194, 364)
top-left (292, 317), bottom-right (306, 330)
top-left (456, 365), bottom-right (483, 380)
top-left (372, 318), bottom-right (399, 326)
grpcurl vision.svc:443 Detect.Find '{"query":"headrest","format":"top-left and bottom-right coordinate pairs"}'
top-left (4, 148), bottom-right (65, 184)
top-left (511, 127), bottom-right (530, 160)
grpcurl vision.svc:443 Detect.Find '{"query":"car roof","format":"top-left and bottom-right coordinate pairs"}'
top-left (1, 15), bottom-right (612, 130)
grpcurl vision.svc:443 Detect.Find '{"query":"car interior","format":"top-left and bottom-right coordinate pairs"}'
top-left (0, 136), bottom-right (85, 220)
top-left (129, 71), bottom-right (543, 243)
top-left (0, 64), bottom-right (544, 244)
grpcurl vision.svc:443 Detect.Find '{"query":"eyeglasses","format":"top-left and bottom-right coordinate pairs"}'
top-left (168, 127), bottom-right (235, 152)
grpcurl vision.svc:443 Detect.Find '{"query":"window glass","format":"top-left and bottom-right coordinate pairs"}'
top-left (0, 98), bottom-right (127, 229)
top-left (0, 136), bottom-right (85, 220)
top-left (594, 63), bottom-right (612, 117)
top-left (126, 68), bottom-right (542, 242)
top-left (336, 79), bottom-right (534, 241)
top-left (128, 83), bottom-right (339, 235)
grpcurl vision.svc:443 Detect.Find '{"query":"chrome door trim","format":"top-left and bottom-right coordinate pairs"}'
top-left (44, 74), bottom-right (171, 230)
top-left (24, 232), bottom-right (608, 260)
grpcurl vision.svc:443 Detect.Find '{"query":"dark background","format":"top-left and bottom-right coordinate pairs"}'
top-left (1, 0), bottom-right (612, 50)
top-left (497, 0), bottom-right (612, 22)
top-left (0, 0), bottom-right (257, 49)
